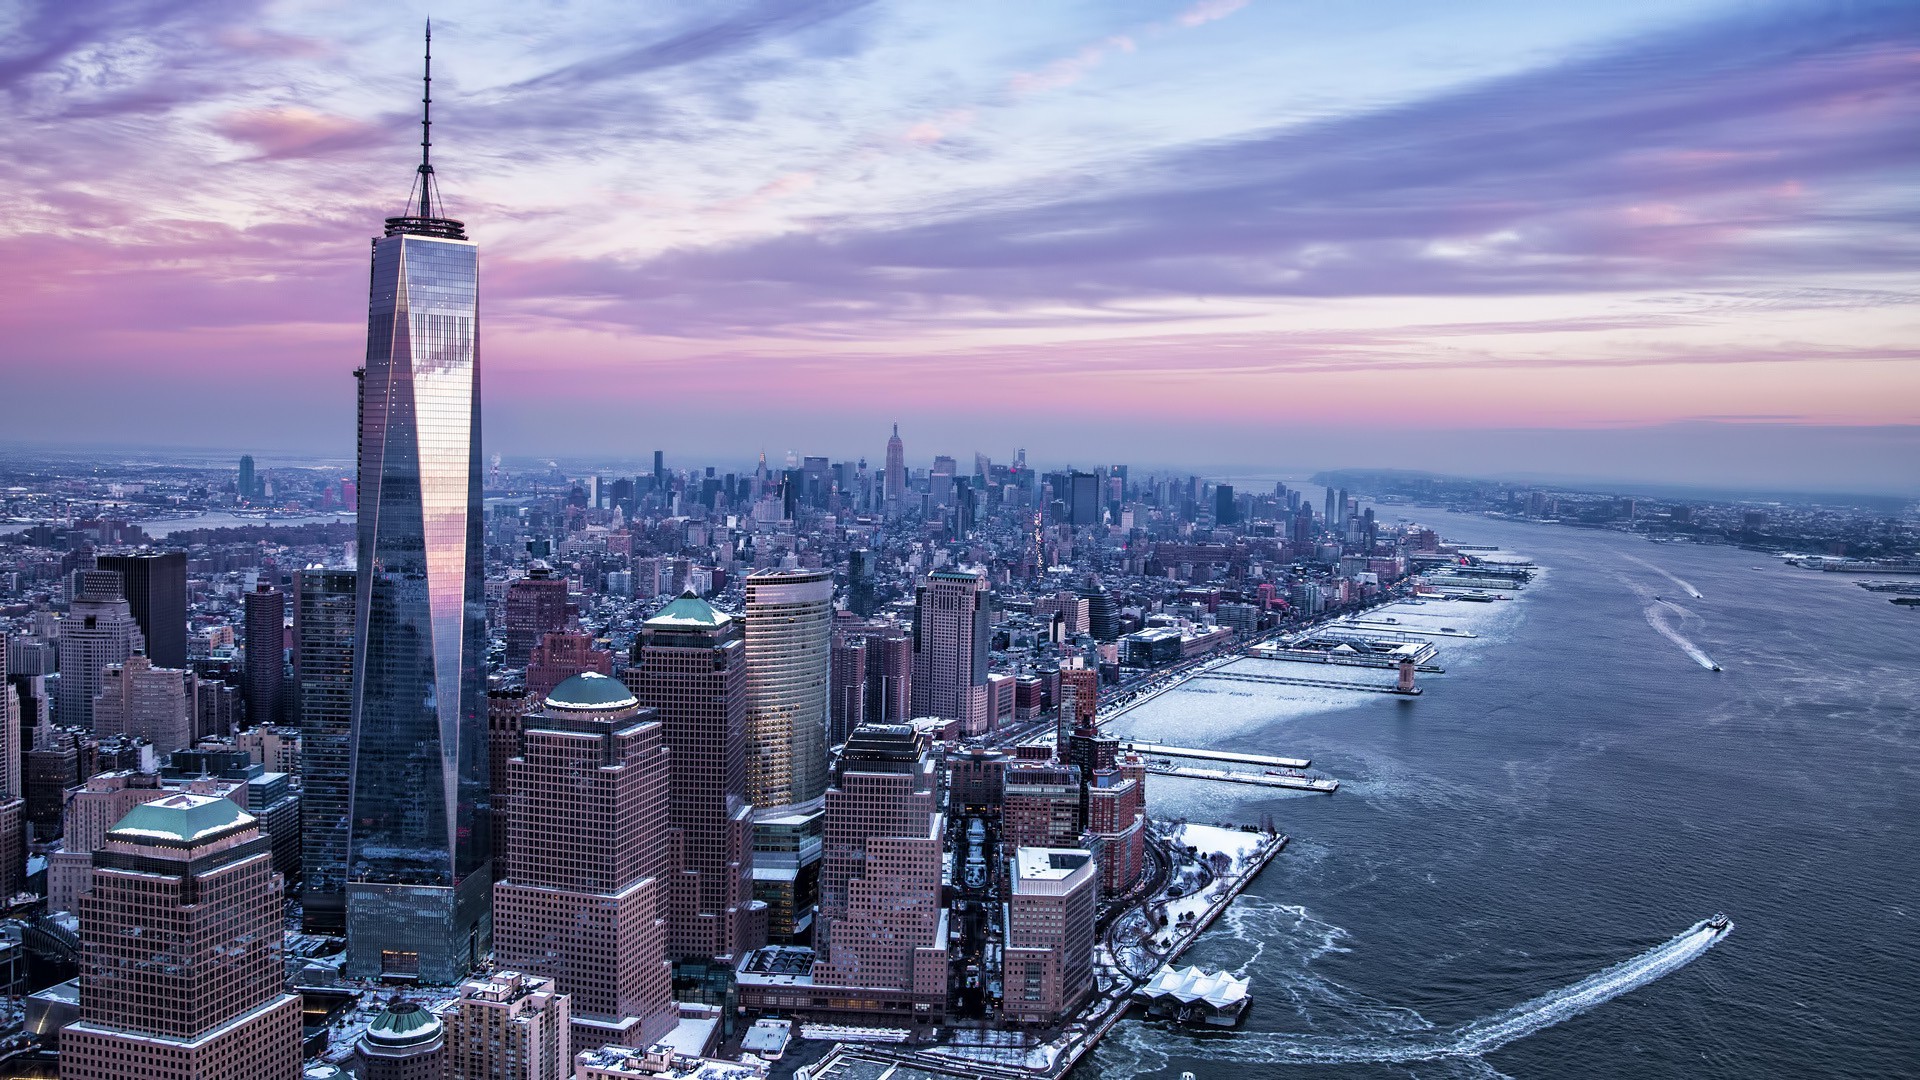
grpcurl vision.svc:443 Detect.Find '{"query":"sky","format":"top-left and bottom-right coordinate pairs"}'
top-left (2, 0), bottom-right (1917, 492)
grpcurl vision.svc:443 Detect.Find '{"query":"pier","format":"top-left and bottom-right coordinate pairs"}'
top-left (1342, 620), bottom-right (1478, 639)
top-left (1193, 671), bottom-right (1421, 695)
top-left (1120, 741), bottom-right (1309, 769)
top-left (1143, 762), bottom-right (1338, 793)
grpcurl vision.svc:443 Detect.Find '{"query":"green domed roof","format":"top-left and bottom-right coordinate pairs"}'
top-left (364, 1000), bottom-right (443, 1048)
top-left (646, 590), bottom-right (731, 630)
top-left (544, 671), bottom-right (638, 711)
top-left (110, 793), bottom-right (253, 845)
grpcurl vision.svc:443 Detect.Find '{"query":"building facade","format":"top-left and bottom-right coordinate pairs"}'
top-left (57, 570), bottom-right (145, 731)
top-left (910, 570), bottom-right (992, 736)
top-left (296, 566), bottom-right (355, 932)
top-left (492, 673), bottom-right (676, 1051)
top-left (346, 165), bottom-right (491, 983)
top-left (624, 593), bottom-right (757, 968)
top-left (810, 724), bottom-right (948, 1022)
top-left (1002, 847), bottom-right (1097, 1023)
top-left (60, 794), bottom-right (302, 1079)
top-left (242, 583), bottom-right (285, 725)
top-left (440, 970), bottom-right (572, 1080)
top-left (742, 568), bottom-right (832, 941)
top-left (95, 551), bottom-right (187, 668)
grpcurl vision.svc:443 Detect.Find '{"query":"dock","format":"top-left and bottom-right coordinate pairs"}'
top-left (1342, 621), bottom-right (1477, 639)
top-left (1120, 741), bottom-right (1309, 769)
top-left (1144, 762), bottom-right (1337, 793)
top-left (1193, 671), bottom-right (1421, 695)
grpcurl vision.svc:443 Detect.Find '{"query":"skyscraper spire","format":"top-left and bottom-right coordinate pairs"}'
top-left (419, 20), bottom-right (434, 218)
top-left (389, 21), bottom-right (465, 240)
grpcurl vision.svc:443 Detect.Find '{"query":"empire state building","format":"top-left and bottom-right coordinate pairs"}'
top-left (345, 25), bottom-right (490, 984)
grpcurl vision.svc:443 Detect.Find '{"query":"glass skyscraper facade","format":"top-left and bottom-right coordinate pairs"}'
top-left (344, 209), bottom-right (490, 984)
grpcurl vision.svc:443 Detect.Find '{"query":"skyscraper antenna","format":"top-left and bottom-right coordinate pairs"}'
top-left (419, 19), bottom-right (434, 218)
top-left (385, 18), bottom-right (466, 239)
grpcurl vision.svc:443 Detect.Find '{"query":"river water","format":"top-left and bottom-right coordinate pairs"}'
top-left (1085, 508), bottom-right (1918, 1079)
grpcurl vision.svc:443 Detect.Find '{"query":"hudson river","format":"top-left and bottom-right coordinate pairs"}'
top-left (1087, 507), bottom-right (1918, 1079)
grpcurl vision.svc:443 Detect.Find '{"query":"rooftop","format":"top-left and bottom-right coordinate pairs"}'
top-left (646, 590), bottom-right (732, 630)
top-left (545, 671), bottom-right (639, 711)
top-left (109, 793), bottom-right (253, 844)
top-left (1012, 846), bottom-right (1093, 884)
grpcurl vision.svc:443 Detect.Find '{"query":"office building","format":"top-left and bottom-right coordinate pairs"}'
top-left (829, 633), bottom-right (866, 746)
top-left (440, 970), bottom-right (572, 1080)
top-left (296, 567), bottom-right (355, 932)
top-left (503, 564), bottom-right (571, 667)
top-left (243, 583), bottom-right (285, 726)
top-left (95, 551), bottom-right (188, 668)
top-left (625, 593), bottom-right (758, 967)
top-left (810, 724), bottom-right (948, 1022)
top-left (60, 794), bottom-right (302, 1080)
top-left (884, 424), bottom-right (906, 510)
top-left (0, 636), bottom-right (19, 897)
top-left (524, 627), bottom-right (612, 701)
top-left (910, 570), bottom-right (992, 736)
top-left (1002, 847), bottom-right (1097, 1023)
top-left (743, 568), bottom-right (832, 941)
top-left (238, 454), bottom-right (257, 501)
top-left (1214, 483), bottom-right (1237, 525)
top-left (58, 570), bottom-right (145, 731)
top-left (92, 653), bottom-right (194, 752)
top-left (493, 673), bottom-right (675, 1051)
top-left (1068, 471), bottom-right (1100, 526)
top-left (345, 53), bottom-right (491, 983)
top-left (1002, 763), bottom-right (1083, 852)
top-left (355, 999), bottom-right (446, 1080)
top-left (862, 625), bottom-right (912, 725)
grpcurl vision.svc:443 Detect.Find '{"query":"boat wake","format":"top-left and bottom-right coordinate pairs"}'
top-left (1619, 577), bottom-right (1720, 670)
top-left (1151, 917), bottom-right (1734, 1066)
top-left (1623, 553), bottom-right (1703, 599)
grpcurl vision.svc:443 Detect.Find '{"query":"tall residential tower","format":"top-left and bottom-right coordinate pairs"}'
top-left (345, 27), bottom-right (491, 983)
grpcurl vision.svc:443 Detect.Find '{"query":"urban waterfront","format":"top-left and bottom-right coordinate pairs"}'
top-left (1092, 505), bottom-right (1918, 1079)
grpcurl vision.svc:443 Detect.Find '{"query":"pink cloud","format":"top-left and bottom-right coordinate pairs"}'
top-left (213, 107), bottom-right (380, 159)
top-left (1009, 36), bottom-right (1135, 95)
top-left (1177, 0), bottom-right (1250, 29)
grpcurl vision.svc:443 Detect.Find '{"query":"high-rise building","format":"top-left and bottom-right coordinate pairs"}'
top-left (346, 36), bottom-right (491, 984)
top-left (743, 568), bottom-right (833, 941)
top-left (829, 633), bottom-right (866, 746)
top-left (355, 999), bottom-right (446, 1080)
top-left (95, 551), bottom-right (188, 668)
top-left (1215, 483), bottom-right (1237, 525)
top-left (440, 970), bottom-right (572, 1080)
top-left (910, 570), bottom-right (992, 736)
top-left (1002, 847), bottom-right (1097, 1023)
top-left (60, 794), bottom-right (302, 1080)
top-left (238, 454), bottom-right (257, 502)
top-left (846, 548), bottom-right (877, 617)
top-left (523, 627), bottom-right (611, 701)
top-left (1068, 471), bottom-right (1101, 526)
top-left (503, 564), bottom-right (571, 667)
top-left (1002, 762), bottom-right (1083, 852)
top-left (296, 567), bottom-right (355, 932)
top-left (810, 724), bottom-right (948, 1021)
top-left (0, 635), bottom-right (20, 898)
top-left (862, 626), bottom-right (912, 725)
top-left (58, 570), bottom-right (145, 731)
top-left (624, 593), bottom-right (757, 969)
top-left (92, 653), bottom-right (194, 752)
top-left (884, 424), bottom-right (906, 510)
top-left (493, 673), bottom-right (675, 1051)
top-left (242, 584), bottom-right (285, 726)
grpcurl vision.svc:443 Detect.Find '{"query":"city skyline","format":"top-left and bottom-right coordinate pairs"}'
top-left (1, 2), bottom-right (1915, 492)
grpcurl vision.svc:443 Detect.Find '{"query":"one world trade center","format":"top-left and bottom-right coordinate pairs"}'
top-left (345, 25), bottom-right (490, 983)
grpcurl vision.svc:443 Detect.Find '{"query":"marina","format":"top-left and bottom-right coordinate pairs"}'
top-left (1193, 670), bottom-right (1422, 695)
top-left (1144, 762), bottom-right (1339, 793)
top-left (1119, 741), bottom-right (1310, 769)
